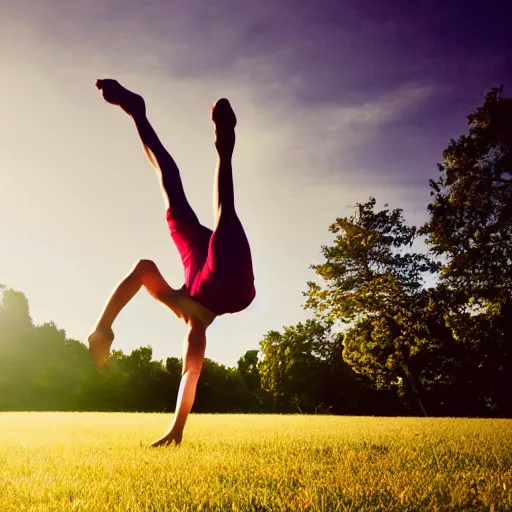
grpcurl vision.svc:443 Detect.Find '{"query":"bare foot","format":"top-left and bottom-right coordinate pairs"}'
top-left (95, 79), bottom-right (146, 117)
top-left (211, 98), bottom-right (237, 127)
top-left (150, 430), bottom-right (183, 447)
top-left (211, 98), bottom-right (236, 155)
top-left (88, 327), bottom-right (115, 369)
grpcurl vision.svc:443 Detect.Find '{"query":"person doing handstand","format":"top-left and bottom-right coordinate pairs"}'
top-left (88, 79), bottom-right (256, 446)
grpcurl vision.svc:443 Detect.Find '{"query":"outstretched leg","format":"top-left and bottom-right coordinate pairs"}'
top-left (96, 79), bottom-right (198, 223)
top-left (88, 260), bottom-right (215, 369)
top-left (89, 260), bottom-right (177, 368)
top-left (151, 320), bottom-right (207, 447)
top-left (211, 98), bottom-right (237, 226)
top-left (208, 100), bottom-right (255, 284)
top-left (91, 79), bottom-right (217, 368)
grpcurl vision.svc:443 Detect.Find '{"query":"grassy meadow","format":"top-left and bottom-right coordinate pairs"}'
top-left (0, 413), bottom-right (511, 511)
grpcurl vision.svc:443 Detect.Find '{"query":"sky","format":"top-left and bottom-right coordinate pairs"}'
top-left (0, 0), bottom-right (511, 367)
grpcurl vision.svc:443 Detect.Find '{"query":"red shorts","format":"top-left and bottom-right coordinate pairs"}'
top-left (166, 209), bottom-right (255, 316)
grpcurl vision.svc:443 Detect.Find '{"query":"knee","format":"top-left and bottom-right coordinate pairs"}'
top-left (134, 259), bottom-right (157, 278)
top-left (182, 363), bottom-right (202, 378)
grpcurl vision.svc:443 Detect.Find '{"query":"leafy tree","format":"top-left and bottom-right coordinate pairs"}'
top-left (258, 319), bottom-right (370, 413)
top-left (422, 86), bottom-right (512, 299)
top-left (195, 359), bottom-right (239, 412)
top-left (235, 350), bottom-right (270, 411)
top-left (237, 350), bottom-right (260, 392)
top-left (422, 87), bottom-right (512, 415)
top-left (0, 287), bottom-right (33, 330)
top-left (305, 199), bottom-right (440, 415)
top-left (258, 320), bottom-right (331, 412)
top-left (0, 288), bottom-right (36, 409)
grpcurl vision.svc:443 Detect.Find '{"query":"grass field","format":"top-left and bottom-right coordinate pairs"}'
top-left (1, 413), bottom-right (511, 511)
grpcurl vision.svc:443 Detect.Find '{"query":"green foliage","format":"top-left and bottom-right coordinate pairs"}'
top-left (258, 320), bottom-right (335, 412)
top-left (0, 284), bottom-right (401, 415)
top-left (236, 350), bottom-right (272, 411)
top-left (305, 198), bottom-right (438, 320)
top-left (304, 199), bottom-right (441, 415)
top-left (422, 86), bottom-right (512, 300)
top-left (422, 87), bottom-right (512, 415)
top-left (237, 350), bottom-right (260, 391)
top-left (0, 287), bottom-right (258, 413)
top-left (258, 319), bottom-right (396, 414)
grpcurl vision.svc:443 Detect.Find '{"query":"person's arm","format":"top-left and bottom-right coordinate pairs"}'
top-left (151, 320), bottom-right (207, 446)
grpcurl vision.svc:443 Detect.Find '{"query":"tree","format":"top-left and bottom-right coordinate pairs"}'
top-left (236, 350), bottom-right (271, 411)
top-left (422, 87), bottom-right (512, 415)
top-left (237, 350), bottom-right (260, 392)
top-left (258, 318), bottom-right (395, 415)
top-left (0, 287), bottom-right (33, 332)
top-left (258, 320), bottom-right (329, 412)
top-left (195, 359), bottom-right (239, 412)
top-left (422, 86), bottom-right (512, 300)
top-left (305, 199), bottom-right (440, 415)
top-left (0, 288), bottom-right (37, 409)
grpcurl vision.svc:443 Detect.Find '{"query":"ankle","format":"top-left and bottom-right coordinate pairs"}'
top-left (170, 426), bottom-right (184, 439)
top-left (215, 139), bottom-right (234, 158)
top-left (216, 149), bottom-right (233, 161)
top-left (214, 130), bottom-right (235, 155)
top-left (94, 323), bottom-right (114, 337)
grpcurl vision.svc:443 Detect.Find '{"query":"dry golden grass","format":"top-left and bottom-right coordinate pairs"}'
top-left (1, 413), bottom-right (511, 511)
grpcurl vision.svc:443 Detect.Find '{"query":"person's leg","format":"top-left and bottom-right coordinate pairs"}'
top-left (95, 79), bottom-right (217, 303)
top-left (211, 98), bottom-right (237, 226)
top-left (91, 79), bottom-right (217, 367)
top-left (96, 79), bottom-right (198, 223)
top-left (88, 260), bottom-right (179, 368)
top-left (88, 259), bottom-right (215, 368)
top-left (151, 320), bottom-right (207, 446)
top-left (207, 99), bottom-right (255, 281)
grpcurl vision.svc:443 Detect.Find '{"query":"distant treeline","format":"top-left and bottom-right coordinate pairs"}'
top-left (0, 293), bottom-right (400, 415)
top-left (1, 87), bottom-right (511, 417)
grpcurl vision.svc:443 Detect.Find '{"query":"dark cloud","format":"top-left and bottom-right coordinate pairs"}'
top-left (5, 0), bottom-right (510, 104)
top-left (140, 0), bottom-right (512, 106)
top-left (3, 0), bottom-right (511, 190)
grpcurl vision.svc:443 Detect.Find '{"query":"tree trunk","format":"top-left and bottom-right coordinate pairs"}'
top-left (386, 314), bottom-right (430, 417)
top-left (401, 358), bottom-right (429, 417)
